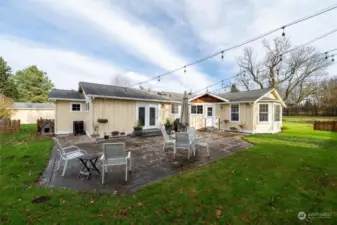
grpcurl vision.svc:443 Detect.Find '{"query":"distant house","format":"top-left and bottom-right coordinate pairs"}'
top-left (8, 102), bottom-right (55, 124)
top-left (48, 82), bottom-right (286, 136)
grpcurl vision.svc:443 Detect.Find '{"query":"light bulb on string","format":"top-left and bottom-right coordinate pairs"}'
top-left (221, 80), bottom-right (224, 86)
top-left (184, 66), bottom-right (186, 74)
top-left (325, 52), bottom-right (328, 60)
top-left (158, 76), bottom-right (160, 82)
top-left (221, 51), bottom-right (224, 60)
top-left (281, 26), bottom-right (286, 37)
top-left (332, 55), bottom-right (335, 62)
top-left (279, 54), bottom-right (283, 61)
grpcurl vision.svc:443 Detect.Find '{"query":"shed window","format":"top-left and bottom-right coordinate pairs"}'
top-left (191, 105), bottom-right (203, 114)
top-left (230, 104), bottom-right (239, 122)
top-left (71, 103), bottom-right (81, 112)
top-left (259, 104), bottom-right (269, 122)
top-left (274, 105), bottom-right (281, 121)
top-left (171, 104), bottom-right (179, 114)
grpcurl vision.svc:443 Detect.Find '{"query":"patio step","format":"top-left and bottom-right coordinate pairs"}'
top-left (128, 128), bottom-right (162, 137)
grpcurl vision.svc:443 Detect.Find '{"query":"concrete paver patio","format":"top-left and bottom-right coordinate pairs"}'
top-left (40, 132), bottom-right (252, 193)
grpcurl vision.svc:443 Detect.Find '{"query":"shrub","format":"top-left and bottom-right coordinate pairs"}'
top-left (165, 118), bottom-right (172, 126)
top-left (134, 121), bottom-right (143, 129)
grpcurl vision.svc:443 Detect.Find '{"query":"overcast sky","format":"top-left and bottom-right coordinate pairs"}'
top-left (1, 0), bottom-right (336, 93)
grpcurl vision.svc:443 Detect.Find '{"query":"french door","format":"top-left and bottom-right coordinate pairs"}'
top-left (137, 103), bottom-right (159, 129)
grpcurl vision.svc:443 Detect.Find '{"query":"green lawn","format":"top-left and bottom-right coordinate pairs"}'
top-left (1, 120), bottom-right (336, 224)
top-left (283, 115), bottom-right (337, 123)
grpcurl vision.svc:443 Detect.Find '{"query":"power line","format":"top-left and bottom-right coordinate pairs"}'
top-left (130, 4), bottom-right (337, 87)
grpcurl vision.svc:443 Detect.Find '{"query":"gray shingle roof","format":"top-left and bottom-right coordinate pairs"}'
top-left (152, 91), bottom-right (193, 102)
top-left (79, 82), bottom-right (169, 101)
top-left (9, 102), bottom-right (55, 109)
top-left (49, 89), bottom-right (85, 100)
top-left (217, 88), bottom-right (273, 102)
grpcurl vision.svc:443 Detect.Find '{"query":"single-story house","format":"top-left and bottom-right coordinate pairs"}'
top-left (8, 102), bottom-right (55, 124)
top-left (48, 81), bottom-right (286, 136)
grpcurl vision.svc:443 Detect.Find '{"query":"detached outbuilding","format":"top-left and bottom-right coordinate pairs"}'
top-left (8, 102), bottom-right (55, 124)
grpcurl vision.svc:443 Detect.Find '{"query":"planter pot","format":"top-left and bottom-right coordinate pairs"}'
top-left (164, 124), bottom-right (173, 134)
top-left (104, 135), bottom-right (109, 140)
top-left (133, 127), bottom-right (142, 136)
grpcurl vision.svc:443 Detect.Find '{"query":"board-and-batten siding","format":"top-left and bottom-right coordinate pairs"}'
top-left (55, 101), bottom-right (87, 134)
top-left (216, 103), bottom-right (254, 132)
top-left (11, 109), bottom-right (55, 124)
top-left (93, 99), bottom-right (136, 136)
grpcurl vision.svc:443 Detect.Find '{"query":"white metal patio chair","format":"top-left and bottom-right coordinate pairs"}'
top-left (161, 125), bottom-right (175, 151)
top-left (101, 143), bottom-right (131, 183)
top-left (187, 127), bottom-right (197, 155)
top-left (194, 129), bottom-right (213, 156)
top-left (53, 137), bottom-right (87, 176)
top-left (174, 132), bottom-right (194, 159)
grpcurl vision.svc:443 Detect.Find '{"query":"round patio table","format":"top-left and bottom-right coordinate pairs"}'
top-left (78, 153), bottom-right (102, 180)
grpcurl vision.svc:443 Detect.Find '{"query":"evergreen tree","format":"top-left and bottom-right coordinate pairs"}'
top-left (13, 66), bottom-right (54, 103)
top-left (230, 84), bottom-right (240, 93)
top-left (0, 57), bottom-right (18, 99)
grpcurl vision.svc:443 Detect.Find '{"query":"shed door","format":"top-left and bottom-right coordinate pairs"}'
top-left (205, 105), bottom-right (215, 127)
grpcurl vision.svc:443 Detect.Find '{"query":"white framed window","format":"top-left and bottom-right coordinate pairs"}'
top-left (259, 104), bottom-right (269, 122)
top-left (71, 103), bottom-right (81, 112)
top-left (191, 105), bottom-right (203, 115)
top-left (171, 104), bottom-right (179, 114)
top-left (230, 104), bottom-right (240, 122)
top-left (274, 104), bottom-right (281, 121)
top-left (85, 102), bottom-right (90, 112)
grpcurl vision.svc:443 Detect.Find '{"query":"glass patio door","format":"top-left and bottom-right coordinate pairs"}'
top-left (137, 104), bottom-right (158, 129)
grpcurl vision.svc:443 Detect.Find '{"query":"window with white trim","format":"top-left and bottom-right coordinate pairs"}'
top-left (259, 104), bottom-right (269, 122)
top-left (274, 104), bottom-right (281, 121)
top-left (71, 103), bottom-right (81, 112)
top-left (230, 104), bottom-right (239, 122)
top-left (171, 104), bottom-right (179, 114)
top-left (191, 105), bottom-right (203, 114)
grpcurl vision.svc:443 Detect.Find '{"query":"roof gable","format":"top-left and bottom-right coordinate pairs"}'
top-left (189, 93), bottom-right (227, 103)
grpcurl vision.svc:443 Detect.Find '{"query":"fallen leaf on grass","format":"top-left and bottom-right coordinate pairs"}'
top-left (60, 199), bottom-right (66, 204)
top-left (90, 199), bottom-right (94, 204)
top-left (137, 202), bottom-right (143, 207)
top-left (216, 207), bottom-right (222, 218)
top-left (32, 196), bottom-right (51, 204)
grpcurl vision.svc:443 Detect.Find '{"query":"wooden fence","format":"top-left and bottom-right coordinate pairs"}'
top-left (313, 121), bottom-right (337, 132)
top-left (0, 119), bottom-right (20, 134)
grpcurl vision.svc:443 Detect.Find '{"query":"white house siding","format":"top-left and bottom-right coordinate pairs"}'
top-left (253, 102), bottom-right (282, 133)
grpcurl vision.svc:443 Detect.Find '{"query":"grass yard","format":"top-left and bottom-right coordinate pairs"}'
top-left (1, 120), bottom-right (337, 224)
top-left (283, 115), bottom-right (337, 123)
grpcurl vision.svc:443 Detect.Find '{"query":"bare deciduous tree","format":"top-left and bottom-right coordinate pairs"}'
top-left (111, 74), bottom-right (131, 87)
top-left (237, 37), bottom-right (332, 104)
